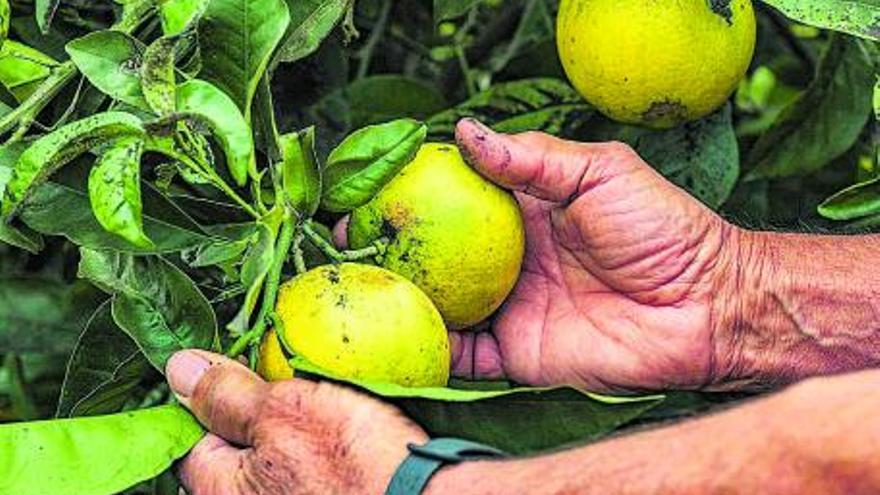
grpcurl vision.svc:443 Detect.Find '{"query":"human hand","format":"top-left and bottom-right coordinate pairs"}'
top-left (449, 119), bottom-right (742, 393)
top-left (166, 350), bottom-right (427, 495)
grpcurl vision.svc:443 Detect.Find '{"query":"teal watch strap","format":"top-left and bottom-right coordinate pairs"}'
top-left (384, 438), bottom-right (506, 495)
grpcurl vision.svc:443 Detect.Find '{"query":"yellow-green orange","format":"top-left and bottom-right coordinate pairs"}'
top-left (276, 263), bottom-right (450, 387)
top-left (348, 144), bottom-right (525, 329)
top-left (257, 329), bottom-right (294, 382)
top-left (557, 0), bottom-right (756, 128)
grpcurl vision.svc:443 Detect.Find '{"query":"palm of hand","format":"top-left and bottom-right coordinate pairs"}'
top-left (452, 130), bottom-right (732, 393)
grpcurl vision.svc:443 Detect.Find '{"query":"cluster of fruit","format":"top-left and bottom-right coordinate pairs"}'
top-left (259, 144), bottom-right (526, 387)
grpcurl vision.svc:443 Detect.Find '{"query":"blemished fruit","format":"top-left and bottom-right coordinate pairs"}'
top-left (257, 329), bottom-right (294, 382)
top-left (275, 263), bottom-right (450, 387)
top-left (557, 0), bottom-right (756, 128)
top-left (348, 143), bottom-right (525, 329)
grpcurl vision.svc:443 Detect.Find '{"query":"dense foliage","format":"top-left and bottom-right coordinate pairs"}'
top-left (0, 0), bottom-right (877, 493)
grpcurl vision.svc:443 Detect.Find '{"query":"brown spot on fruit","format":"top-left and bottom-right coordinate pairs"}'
top-left (642, 100), bottom-right (688, 125)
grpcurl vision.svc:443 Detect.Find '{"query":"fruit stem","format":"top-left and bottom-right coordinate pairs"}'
top-left (226, 210), bottom-right (296, 359)
top-left (302, 220), bottom-right (388, 262)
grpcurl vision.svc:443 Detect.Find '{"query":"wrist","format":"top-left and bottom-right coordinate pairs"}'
top-left (707, 225), bottom-right (771, 390)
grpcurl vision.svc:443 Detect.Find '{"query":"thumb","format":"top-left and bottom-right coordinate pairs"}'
top-left (454, 118), bottom-right (639, 203)
top-left (166, 350), bottom-right (268, 447)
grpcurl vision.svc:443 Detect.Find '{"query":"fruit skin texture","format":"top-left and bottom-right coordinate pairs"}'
top-left (348, 143), bottom-right (525, 329)
top-left (557, 0), bottom-right (756, 128)
top-left (276, 263), bottom-right (450, 387)
top-left (257, 329), bottom-right (294, 382)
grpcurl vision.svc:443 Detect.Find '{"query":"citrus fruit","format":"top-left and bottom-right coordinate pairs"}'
top-left (275, 263), bottom-right (450, 387)
top-left (348, 143), bottom-right (525, 329)
top-left (557, 0), bottom-right (756, 128)
top-left (256, 329), bottom-right (294, 382)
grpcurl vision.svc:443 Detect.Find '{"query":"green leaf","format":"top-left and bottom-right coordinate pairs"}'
top-left (819, 175), bottom-right (880, 221)
top-left (274, 0), bottom-right (348, 66)
top-left (0, 142), bottom-right (43, 253)
top-left (160, 0), bottom-right (210, 35)
top-left (65, 31), bottom-right (148, 108)
top-left (427, 78), bottom-right (593, 140)
top-left (0, 405), bottom-right (203, 495)
top-left (34, 0), bottom-right (60, 34)
top-left (747, 36), bottom-right (875, 180)
top-left (318, 75), bottom-right (448, 129)
top-left (56, 301), bottom-right (151, 418)
top-left (0, 279), bottom-right (103, 354)
top-left (0, 40), bottom-right (57, 102)
top-left (631, 105), bottom-right (739, 209)
top-left (227, 222), bottom-right (274, 335)
top-left (197, 0), bottom-right (291, 119)
top-left (434, 0), bottom-right (482, 23)
top-left (20, 181), bottom-right (210, 254)
top-left (761, 0), bottom-right (880, 41)
top-left (1, 112), bottom-right (146, 220)
top-left (293, 358), bottom-right (664, 455)
top-left (141, 36), bottom-right (179, 116)
top-left (280, 127), bottom-right (322, 217)
top-left (88, 137), bottom-right (152, 248)
top-left (77, 249), bottom-right (218, 372)
top-left (183, 224), bottom-right (257, 268)
top-left (321, 119), bottom-right (427, 212)
top-left (176, 79), bottom-right (255, 186)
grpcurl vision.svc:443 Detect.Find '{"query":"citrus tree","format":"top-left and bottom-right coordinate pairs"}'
top-left (0, 0), bottom-right (877, 493)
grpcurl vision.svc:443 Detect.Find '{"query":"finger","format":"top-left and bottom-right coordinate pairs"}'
top-left (166, 350), bottom-right (268, 446)
top-left (177, 433), bottom-right (245, 495)
top-left (455, 118), bottom-right (639, 203)
top-left (449, 331), bottom-right (506, 380)
top-left (333, 215), bottom-right (350, 248)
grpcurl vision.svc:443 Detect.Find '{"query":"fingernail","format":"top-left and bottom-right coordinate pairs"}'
top-left (466, 118), bottom-right (493, 133)
top-left (166, 351), bottom-right (211, 397)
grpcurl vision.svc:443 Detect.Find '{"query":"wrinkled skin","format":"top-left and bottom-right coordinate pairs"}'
top-left (168, 350), bottom-right (426, 495)
top-left (448, 119), bottom-right (737, 393)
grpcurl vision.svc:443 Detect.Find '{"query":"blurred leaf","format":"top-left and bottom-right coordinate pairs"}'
top-left (294, 358), bottom-right (664, 455)
top-left (141, 36), bottom-right (179, 116)
top-left (321, 119), bottom-right (427, 212)
top-left (176, 79), bottom-right (256, 186)
top-left (747, 36), bottom-right (875, 180)
top-left (761, 0), bottom-right (880, 41)
top-left (34, 0), bottom-right (61, 34)
top-left (1, 112), bottom-right (145, 221)
top-left (56, 301), bottom-right (151, 418)
top-left (427, 78), bottom-right (593, 140)
top-left (633, 105), bottom-right (740, 208)
top-left (0, 405), bottom-right (203, 495)
top-left (0, 279), bottom-right (103, 354)
top-left (274, 0), bottom-right (348, 66)
top-left (819, 175), bottom-right (880, 220)
top-left (318, 75), bottom-right (447, 129)
top-left (488, 0), bottom-right (555, 73)
top-left (88, 137), bottom-right (151, 248)
top-left (77, 249), bottom-right (218, 372)
top-left (280, 127), bottom-right (322, 217)
top-left (198, 0), bottom-right (291, 119)
top-left (434, 0), bottom-right (481, 23)
top-left (65, 31), bottom-right (148, 108)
